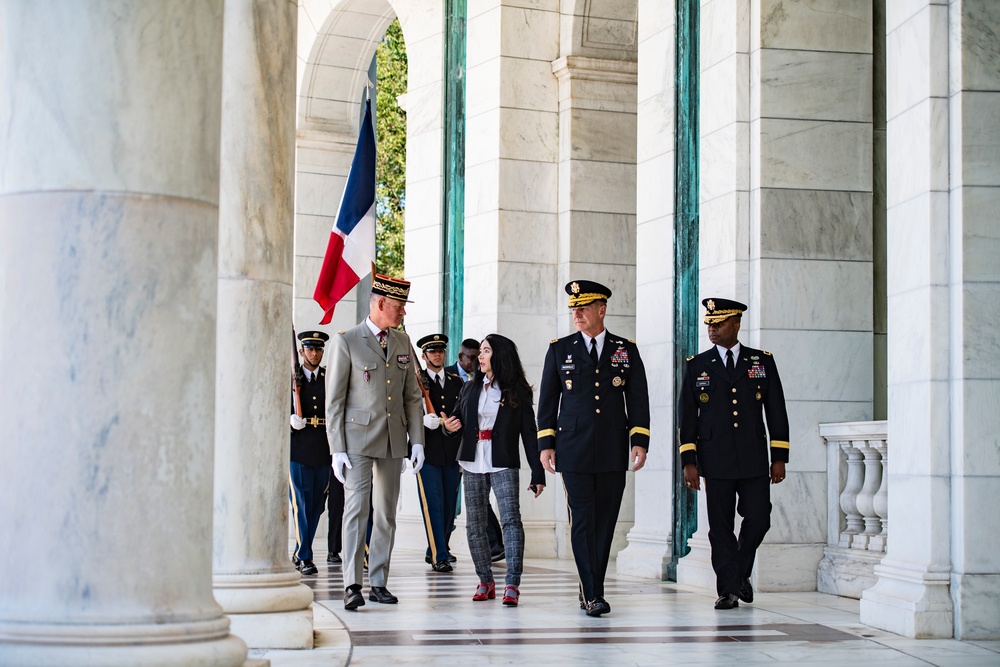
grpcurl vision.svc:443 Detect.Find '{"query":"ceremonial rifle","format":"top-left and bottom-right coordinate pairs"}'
top-left (291, 328), bottom-right (303, 417)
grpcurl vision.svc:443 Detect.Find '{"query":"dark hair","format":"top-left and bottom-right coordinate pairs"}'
top-left (477, 333), bottom-right (532, 408)
top-left (460, 338), bottom-right (480, 350)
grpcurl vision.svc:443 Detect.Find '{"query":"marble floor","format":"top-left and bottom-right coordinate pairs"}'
top-left (251, 549), bottom-right (1000, 666)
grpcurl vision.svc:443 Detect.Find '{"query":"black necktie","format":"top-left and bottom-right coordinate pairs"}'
top-left (590, 338), bottom-right (599, 365)
top-left (726, 349), bottom-right (735, 376)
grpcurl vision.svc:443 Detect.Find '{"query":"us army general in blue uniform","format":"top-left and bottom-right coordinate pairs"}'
top-left (678, 298), bottom-right (789, 610)
top-left (537, 280), bottom-right (650, 617)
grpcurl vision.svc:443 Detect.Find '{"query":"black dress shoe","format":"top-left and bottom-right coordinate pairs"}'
top-left (327, 553), bottom-right (342, 564)
top-left (579, 591), bottom-right (585, 610)
top-left (585, 597), bottom-right (611, 617)
top-left (715, 593), bottom-right (740, 609)
top-left (738, 577), bottom-right (754, 603)
top-left (425, 555), bottom-right (433, 564)
top-left (447, 553), bottom-right (457, 563)
top-left (369, 586), bottom-right (398, 604)
top-left (292, 556), bottom-right (300, 567)
top-left (344, 585), bottom-right (365, 610)
top-left (490, 549), bottom-right (505, 563)
top-left (298, 560), bottom-right (317, 575)
top-left (431, 561), bottom-right (453, 573)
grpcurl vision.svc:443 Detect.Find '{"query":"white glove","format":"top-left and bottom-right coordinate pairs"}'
top-left (409, 444), bottom-right (425, 474)
top-left (290, 414), bottom-right (306, 430)
top-left (332, 452), bottom-right (352, 484)
top-left (423, 413), bottom-right (441, 430)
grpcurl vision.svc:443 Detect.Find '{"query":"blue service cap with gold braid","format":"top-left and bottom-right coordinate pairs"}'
top-left (565, 280), bottom-right (612, 308)
top-left (298, 331), bottom-right (330, 348)
top-left (702, 298), bottom-right (747, 324)
top-left (417, 333), bottom-right (448, 351)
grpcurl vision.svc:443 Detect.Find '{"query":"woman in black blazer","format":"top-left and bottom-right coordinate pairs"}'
top-left (442, 333), bottom-right (546, 606)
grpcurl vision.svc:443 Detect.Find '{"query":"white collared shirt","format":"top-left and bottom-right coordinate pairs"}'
top-left (580, 328), bottom-right (607, 360)
top-left (716, 342), bottom-right (741, 366)
top-left (365, 317), bottom-right (384, 337)
top-left (459, 376), bottom-right (505, 474)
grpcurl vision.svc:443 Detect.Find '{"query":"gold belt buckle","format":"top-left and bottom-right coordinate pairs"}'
top-left (305, 417), bottom-right (325, 427)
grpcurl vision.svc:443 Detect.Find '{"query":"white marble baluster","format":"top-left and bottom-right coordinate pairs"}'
top-left (0, 2), bottom-right (247, 664)
top-left (839, 441), bottom-right (866, 548)
top-left (853, 441), bottom-right (884, 550)
top-left (212, 0), bottom-right (313, 649)
top-left (869, 439), bottom-right (888, 552)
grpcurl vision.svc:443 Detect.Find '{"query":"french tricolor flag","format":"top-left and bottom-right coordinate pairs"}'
top-left (313, 98), bottom-right (377, 324)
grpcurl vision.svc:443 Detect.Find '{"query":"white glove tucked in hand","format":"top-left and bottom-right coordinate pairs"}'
top-left (332, 452), bottom-right (352, 484)
top-left (290, 414), bottom-right (306, 430)
top-left (409, 444), bottom-right (425, 474)
top-left (422, 413), bottom-right (441, 430)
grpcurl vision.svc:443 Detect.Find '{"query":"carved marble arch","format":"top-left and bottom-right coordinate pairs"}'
top-left (297, 0), bottom-right (398, 136)
top-left (561, 0), bottom-right (638, 61)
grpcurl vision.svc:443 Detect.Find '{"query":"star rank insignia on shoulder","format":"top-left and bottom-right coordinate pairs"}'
top-left (628, 338), bottom-right (636, 344)
top-left (686, 355), bottom-right (694, 361)
top-left (763, 350), bottom-right (772, 356)
top-left (337, 330), bottom-right (345, 335)
top-left (551, 338), bottom-right (558, 344)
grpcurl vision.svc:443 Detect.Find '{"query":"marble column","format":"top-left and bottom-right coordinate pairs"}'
top-left (617, 0), bottom-right (676, 580)
top-left (0, 2), bottom-right (246, 665)
top-left (212, 0), bottom-right (313, 649)
top-left (862, 0), bottom-right (1000, 639)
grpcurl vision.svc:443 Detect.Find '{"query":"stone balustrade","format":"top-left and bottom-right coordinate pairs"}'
top-left (817, 421), bottom-right (888, 599)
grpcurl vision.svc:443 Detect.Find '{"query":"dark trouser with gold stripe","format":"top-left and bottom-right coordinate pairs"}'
top-left (705, 475), bottom-right (771, 597)
top-left (289, 461), bottom-right (331, 563)
top-left (416, 462), bottom-right (461, 564)
top-left (562, 471), bottom-right (626, 602)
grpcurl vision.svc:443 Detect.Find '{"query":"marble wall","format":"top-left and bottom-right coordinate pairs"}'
top-left (675, 0), bottom-right (875, 593)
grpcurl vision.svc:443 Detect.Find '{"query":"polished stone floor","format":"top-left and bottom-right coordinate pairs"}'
top-left (252, 548), bottom-right (1000, 666)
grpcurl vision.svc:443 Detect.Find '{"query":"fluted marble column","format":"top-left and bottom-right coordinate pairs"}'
top-left (0, 2), bottom-right (246, 665)
top-left (212, 0), bottom-right (313, 650)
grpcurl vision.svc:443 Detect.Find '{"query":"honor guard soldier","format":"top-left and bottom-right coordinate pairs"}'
top-left (537, 280), bottom-right (650, 617)
top-left (678, 298), bottom-right (789, 610)
top-left (415, 334), bottom-right (464, 572)
top-left (289, 331), bottom-right (332, 576)
top-left (326, 273), bottom-right (426, 610)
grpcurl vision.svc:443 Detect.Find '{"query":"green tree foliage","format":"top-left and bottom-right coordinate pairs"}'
top-left (375, 19), bottom-right (407, 278)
